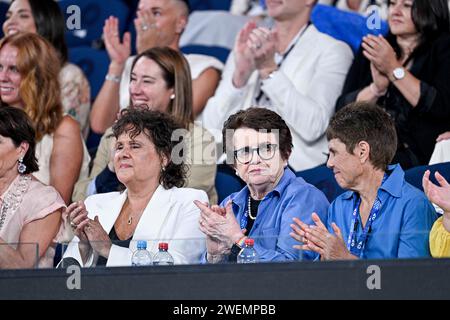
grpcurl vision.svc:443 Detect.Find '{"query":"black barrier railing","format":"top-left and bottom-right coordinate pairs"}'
top-left (0, 258), bottom-right (449, 300)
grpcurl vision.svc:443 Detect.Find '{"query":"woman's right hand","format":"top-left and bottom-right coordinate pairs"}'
top-left (103, 16), bottom-right (131, 68)
top-left (436, 131), bottom-right (450, 142)
top-left (66, 201), bottom-right (90, 243)
top-left (370, 62), bottom-right (389, 94)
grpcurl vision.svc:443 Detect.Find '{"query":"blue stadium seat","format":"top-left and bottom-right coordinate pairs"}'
top-left (0, 2), bottom-right (9, 39)
top-left (181, 45), bottom-right (230, 64)
top-left (188, 0), bottom-right (232, 11)
top-left (405, 162), bottom-right (450, 192)
top-left (296, 164), bottom-right (345, 202)
top-left (215, 164), bottom-right (246, 204)
top-left (68, 47), bottom-right (110, 100)
top-left (311, 4), bottom-right (389, 53)
top-left (58, 0), bottom-right (130, 47)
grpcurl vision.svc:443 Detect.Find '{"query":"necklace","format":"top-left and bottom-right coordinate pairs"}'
top-left (127, 216), bottom-right (133, 225)
top-left (0, 175), bottom-right (31, 232)
top-left (247, 196), bottom-right (256, 220)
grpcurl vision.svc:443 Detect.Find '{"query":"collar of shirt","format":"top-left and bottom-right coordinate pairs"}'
top-left (230, 167), bottom-right (297, 211)
top-left (0, 174), bottom-right (21, 203)
top-left (341, 164), bottom-right (405, 201)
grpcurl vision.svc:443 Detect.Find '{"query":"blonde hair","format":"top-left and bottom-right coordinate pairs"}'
top-left (0, 33), bottom-right (63, 141)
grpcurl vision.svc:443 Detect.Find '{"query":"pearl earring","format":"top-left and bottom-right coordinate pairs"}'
top-left (18, 157), bottom-right (26, 174)
top-left (170, 94), bottom-right (175, 100)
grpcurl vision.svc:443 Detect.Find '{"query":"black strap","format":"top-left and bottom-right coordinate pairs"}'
top-left (255, 22), bottom-right (312, 104)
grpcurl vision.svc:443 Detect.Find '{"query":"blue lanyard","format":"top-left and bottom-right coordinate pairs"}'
top-left (346, 173), bottom-right (388, 258)
top-left (240, 205), bottom-right (249, 230)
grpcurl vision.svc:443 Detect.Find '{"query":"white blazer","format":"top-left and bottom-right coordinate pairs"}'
top-left (63, 185), bottom-right (207, 267)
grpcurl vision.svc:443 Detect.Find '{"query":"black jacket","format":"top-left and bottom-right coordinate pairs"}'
top-left (336, 33), bottom-right (450, 168)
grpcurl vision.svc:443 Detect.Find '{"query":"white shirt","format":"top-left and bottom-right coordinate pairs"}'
top-left (201, 25), bottom-right (354, 171)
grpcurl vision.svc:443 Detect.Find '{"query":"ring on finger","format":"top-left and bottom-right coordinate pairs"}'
top-left (70, 221), bottom-right (77, 229)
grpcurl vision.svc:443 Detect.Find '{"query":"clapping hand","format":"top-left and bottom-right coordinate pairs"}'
top-left (232, 21), bottom-right (258, 88)
top-left (84, 216), bottom-right (112, 259)
top-left (134, 9), bottom-right (160, 54)
top-left (423, 170), bottom-right (450, 215)
top-left (103, 16), bottom-right (131, 68)
top-left (290, 213), bottom-right (356, 261)
top-left (194, 200), bottom-right (245, 249)
top-left (362, 34), bottom-right (401, 78)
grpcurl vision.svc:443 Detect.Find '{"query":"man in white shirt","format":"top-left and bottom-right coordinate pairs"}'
top-left (201, 0), bottom-right (353, 171)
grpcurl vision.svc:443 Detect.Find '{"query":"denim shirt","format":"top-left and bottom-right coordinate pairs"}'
top-left (328, 164), bottom-right (438, 259)
top-left (222, 168), bottom-right (330, 261)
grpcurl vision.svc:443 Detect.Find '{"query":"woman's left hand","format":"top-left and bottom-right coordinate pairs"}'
top-left (290, 213), bottom-right (356, 261)
top-left (84, 216), bottom-right (112, 258)
top-left (362, 34), bottom-right (401, 78)
top-left (194, 201), bottom-right (245, 248)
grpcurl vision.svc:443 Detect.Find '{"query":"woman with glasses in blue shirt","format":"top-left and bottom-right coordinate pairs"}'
top-left (194, 108), bottom-right (329, 263)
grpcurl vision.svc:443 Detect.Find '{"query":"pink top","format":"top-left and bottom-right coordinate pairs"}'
top-left (0, 175), bottom-right (65, 268)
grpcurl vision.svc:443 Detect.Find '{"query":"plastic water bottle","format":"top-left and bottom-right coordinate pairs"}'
top-left (237, 238), bottom-right (259, 264)
top-left (131, 240), bottom-right (153, 266)
top-left (153, 242), bottom-right (174, 266)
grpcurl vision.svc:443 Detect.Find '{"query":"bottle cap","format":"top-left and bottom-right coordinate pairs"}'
top-left (158, 242), bottom-right (169, 250)
top-left (244, 238), bottom-right (254, 246)
top-left (137, 240), bottom-right (147, 250)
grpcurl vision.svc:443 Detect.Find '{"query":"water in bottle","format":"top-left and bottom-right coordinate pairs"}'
top-left (237, 238), bottom-right (259, 263)
top-left (131, 240), bottom-right (153, 266)
top-left (153, 242), bottom-right (174, 266)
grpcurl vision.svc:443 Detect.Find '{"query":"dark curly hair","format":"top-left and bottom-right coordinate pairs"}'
top-left (112, 108), bottom-right (187, 189)
top-left (0, 104), bottom-right (39, 174)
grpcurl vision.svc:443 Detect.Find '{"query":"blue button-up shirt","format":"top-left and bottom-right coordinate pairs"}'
top-left (328, 164), bottom-right (438, 259)
top-left (222, 168), bottom-right (329, 261)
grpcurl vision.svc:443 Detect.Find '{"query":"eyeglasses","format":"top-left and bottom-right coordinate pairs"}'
top-left (233, 143), bottom-right (279, 164)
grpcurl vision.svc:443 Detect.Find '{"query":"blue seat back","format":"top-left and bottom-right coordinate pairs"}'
top-left (181, 45), bottom-right (230, 64)
top-left (296, 164), bottom-right (345, 202)
top-left (188, 0), bottom-right (232, 11)
top-left (0, 2), bottom-right (9, 38)
top-left (405, 162), bottom-right (450, 192)
top-left (58, 0), bottom-right (129, 47)
top-left (311, 4), bottom-right (389, 53)
top-left (215, 164), bottom-right (246, 204)
top-left (69, 47), bottom-right (110, 100)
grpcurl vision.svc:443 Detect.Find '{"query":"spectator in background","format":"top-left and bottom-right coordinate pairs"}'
top-left (195, 108), bottom-right (329, 263)
top-left (423, 170), bottom-right (450, 258)
top-left (73, 47), bottom-right (217, 204)
top-left (0, 105), bottom-right (65, 269)
top-left (336, 0), bottom-right (450, 169)
top-left (319, 0), bottom-right (388, 19)
top-left (291, 102), bottom-right (437, 260)
top-left (0, 33), bottom-right (90, 204)
top-left (63, 109), bottom-right (207, 267)
top-left (201, 0), bottom-right (353, 172)
top-left (429, 132), bottom-right (450, 165)
top-left (2, 0), bottom-right (91, 137)
top-left (89, 0), bottom-right (223, 134)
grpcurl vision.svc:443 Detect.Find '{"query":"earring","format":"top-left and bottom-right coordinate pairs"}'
top-left (170, 94), bottom-right (175, 100)
top-left (18, 157), bottom-right (26, 174)
top-left (235, 171), bottom-right (239, 177)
